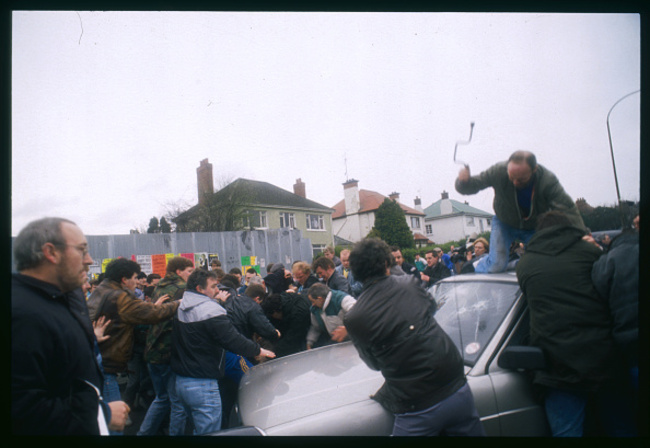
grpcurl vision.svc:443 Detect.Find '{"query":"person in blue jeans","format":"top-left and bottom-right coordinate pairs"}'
top-left (170, 269), bottom-right (276, 435)
top-left (455, 150), bottom-right (585, 273)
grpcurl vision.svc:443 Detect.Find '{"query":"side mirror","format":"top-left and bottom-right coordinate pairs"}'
top-left (498, 345), bottom-right (546, 370)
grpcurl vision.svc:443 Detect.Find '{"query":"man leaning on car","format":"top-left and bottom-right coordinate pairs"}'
top-left (344, 238), bottom-right (485, 437)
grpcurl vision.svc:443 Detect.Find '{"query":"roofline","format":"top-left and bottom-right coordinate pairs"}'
top-left (249, 204), bottom-right (335, 214)
top-left (424, 212), bottom-right (493, 221)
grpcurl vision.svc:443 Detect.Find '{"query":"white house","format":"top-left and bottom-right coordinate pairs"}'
top-left (423, 191), bottom-right (493, 244)
top-left (331, 179), bottom-right (426, 244)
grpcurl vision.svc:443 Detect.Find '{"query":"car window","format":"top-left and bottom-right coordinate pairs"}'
top-left (429, 281), bottom-right (520, 366)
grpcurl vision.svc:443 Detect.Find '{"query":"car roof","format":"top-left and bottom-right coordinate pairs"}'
top-left (435, 271), bottom-right (518, 285)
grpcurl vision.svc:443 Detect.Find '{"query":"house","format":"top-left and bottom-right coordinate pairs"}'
top-left (174, 159), bottom-right (335, 256)
top-left (331, 179), bottom-right (425, 244)
top-left (422, 191), bottom-right (493, 244)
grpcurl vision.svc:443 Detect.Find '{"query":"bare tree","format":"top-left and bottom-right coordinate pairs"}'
top-left (169, 177), bottom-right (255, 233)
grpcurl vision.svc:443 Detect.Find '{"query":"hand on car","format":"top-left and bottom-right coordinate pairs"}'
top-left (582, 234), bottom-right (601, 248)
top-left (258, 348), bottom-right (276, 359)
top-left (331, 326), bottom-right (348, 342)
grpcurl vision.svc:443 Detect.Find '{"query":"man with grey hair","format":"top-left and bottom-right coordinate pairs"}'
top-left (12, 217), bottom-right (129, 435)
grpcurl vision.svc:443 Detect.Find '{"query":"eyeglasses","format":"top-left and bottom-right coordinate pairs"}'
top-left (57, 243), bottom-right (90, 257)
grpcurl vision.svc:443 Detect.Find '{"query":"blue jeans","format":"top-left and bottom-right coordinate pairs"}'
top-left (137, 363), bottom-right (186, 435)
top-left (103, 373), bottom-right (123, 436)
top-left (475, 215), bottom-right (535, 273)
top-left (544, 388), bottom-right (587, 437)
top-left (174, 375), bottom-right (222, 435)
top-left (392, 383), bottom-right (485, 436)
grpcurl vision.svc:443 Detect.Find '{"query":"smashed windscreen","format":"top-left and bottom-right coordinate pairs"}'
top-left (429, 280), bottom-right (520, 365)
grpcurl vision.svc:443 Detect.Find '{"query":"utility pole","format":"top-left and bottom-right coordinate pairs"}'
top-left (606, 89), bottom-right (640, 228)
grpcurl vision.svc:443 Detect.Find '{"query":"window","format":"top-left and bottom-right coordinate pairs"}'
top-left (466, 216), bottom-right (475, 226)
top-left (279, 212), bottom-right (295, 229)
top-left (243, 210), bottom-right (267, 229)
top-left (429, 280), bottom-right (519, 366)
top-left (425, 224), bottom-right (433, 235)
top-left (312, 244), bottom-right (326, 258)
top-left (486, 218), bottom-right (491, 226)
top-left (306, 214), bottom-right (325, 231)
top-left (410, 217), bottom-right (421, 229)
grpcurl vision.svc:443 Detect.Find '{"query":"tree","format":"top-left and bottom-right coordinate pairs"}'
top-left (159, 216), bottom-right (172, 233)
top-left (171, 178), bottom-right (254, 233)
top-left (579, 200), bottom-right (639, 231)
top-left (147, 216), bottom-right (160, 234)
top-left (370, 198), bottom-right (415, 249)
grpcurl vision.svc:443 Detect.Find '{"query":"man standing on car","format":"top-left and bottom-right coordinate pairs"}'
top-left (455, 150), bottom-right (585, 273)
top-left (344, 238), bottom-right (484, 437)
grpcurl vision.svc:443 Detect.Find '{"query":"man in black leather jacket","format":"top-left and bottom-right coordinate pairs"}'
top-left (344, 238), bottom-right (484, 437)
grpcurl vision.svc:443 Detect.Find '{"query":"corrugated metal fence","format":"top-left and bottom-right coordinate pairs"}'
top-left (11, 229), bottom-right (314, 276)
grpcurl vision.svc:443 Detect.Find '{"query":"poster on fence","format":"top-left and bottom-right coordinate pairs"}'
top-left (151, 254), bottom-right (167, 277)
top-left (180, 253), bottom-right (194, 264)
top-left (101, 258), bottom-right (114, 273)
top-left (88, 261), bottom-right (102, 279)
top-left (136, 254), bottom-right (153, 275)
top-left (195, 252), bottom-right (209, 270)
top-left (208, 253), bottom-right (220, 269)
top-left (241, 255), bottom-right (260, 276)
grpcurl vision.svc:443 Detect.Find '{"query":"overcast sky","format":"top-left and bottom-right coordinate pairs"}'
top-left (11, 11), bottom-right (640, 236)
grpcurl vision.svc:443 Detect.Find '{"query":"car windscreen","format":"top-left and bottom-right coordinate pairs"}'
top-left (429, 280), bottom-right (520, 366)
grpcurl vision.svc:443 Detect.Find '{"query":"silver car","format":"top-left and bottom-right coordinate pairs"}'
top-left (225, 272), bottom-right (550, 436)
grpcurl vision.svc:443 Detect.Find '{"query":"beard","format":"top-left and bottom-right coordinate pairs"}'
top-left (57, 253), bottom-right (87, 292)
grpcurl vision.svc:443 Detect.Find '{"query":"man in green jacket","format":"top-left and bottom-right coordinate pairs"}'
top-left (137, 256), bottom-right (194, 435)
top-left (455, 150), bottom-right (584, 273)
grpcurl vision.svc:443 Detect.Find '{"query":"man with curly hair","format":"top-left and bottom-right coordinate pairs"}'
top-left (344, 238), bottom-right (484, 437)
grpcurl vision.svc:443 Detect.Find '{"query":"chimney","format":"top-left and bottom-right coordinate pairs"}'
top-left (389, 192), bottom-right (400, 202)
top-left (197, 159), bottom-right (214, 205)
top-left (414, 196), bottom-right (423, 212)
top-left (343, 179), bottom-right (360, 215)
top-left (293, 178), bottom-right (306, 198)
top-left (440, 191), bottom-right (453, 215)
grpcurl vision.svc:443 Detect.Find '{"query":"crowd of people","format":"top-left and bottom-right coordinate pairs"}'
top-left (12, 150), bottom-right (640, 437)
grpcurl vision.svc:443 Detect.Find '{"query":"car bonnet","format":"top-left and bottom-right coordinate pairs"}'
top-left (237, 341), bottom-right (385, 431)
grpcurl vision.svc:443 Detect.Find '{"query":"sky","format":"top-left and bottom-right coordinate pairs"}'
top-left (11, 11), bottom-right (641, 236)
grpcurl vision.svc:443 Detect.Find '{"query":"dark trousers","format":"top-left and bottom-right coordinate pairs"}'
top-left (392, 383), bottom-right (485, 436)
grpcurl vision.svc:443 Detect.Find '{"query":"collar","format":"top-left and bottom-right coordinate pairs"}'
top-left (13, 272), bottom-right (67, 300)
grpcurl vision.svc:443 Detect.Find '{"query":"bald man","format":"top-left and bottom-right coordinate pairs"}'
top-left (455, 150), bottom-right (585, 273)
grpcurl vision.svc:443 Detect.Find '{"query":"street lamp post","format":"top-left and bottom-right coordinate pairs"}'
top-left (606, 89), bottom-right (640, 228)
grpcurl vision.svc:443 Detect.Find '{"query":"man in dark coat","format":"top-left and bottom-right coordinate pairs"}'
top-left (420, 248), bottom-right (451, 287)
top-left (344, 238), bottom-right (484, 437)
top-left (12, 217), bottom-right (129, 434)
top-left (515, 211), bottom-right (635, 437)
top-left (313, 256), bottom-right (351, 294)
top-left (261, 292), bottom-right (311, 358)
top-left (592, 229), bottom-right (638, 390)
